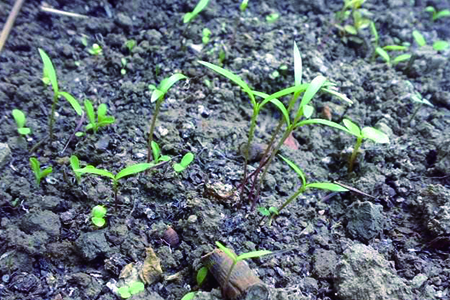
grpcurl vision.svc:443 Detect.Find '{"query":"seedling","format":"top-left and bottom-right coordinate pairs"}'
top-left (150, 141), bottom-right (171, 163)
top-left (180, 267), bottom-right (208, 300)
top-left (239, 0), bottom-right (249, 12)
top-left (407, 88), bottom-right (433, 125)
top-left (269, 155), bottom-right (348, 224)
top-left (30, 157), bottom-right (53, 186)
top-left (38, 48), bottom-right (83, 140)
top-left (173, 152), bottom-right (194, 172)
top-left (88, 43), bottom-right (102, 56)
top-left (117, 281), bottom-right (145, 299)
top-left (124, 39), bottom-right (136, 53)
top-left (91, 205), bottom-right (107, 227)
top-left (335, 0), bottom-right (371, 43)
top-left (266, 13), bottom-right (280, 23)
top-left (215, 241), bottom-right (271, 296)
top-left (70, 155), bottom-right (82, 184)
top-left (75, 162), bottom-right (157, 211)
top-left (147, 73), bottom-right (187, 162)
top-left (433, 40), bottom-right (449, 51)
top-left (11, 109), bottom-right (31, 135)
top-left (183, 0), bottom-right (210, 24)
top-left (412, 30), bottom-right (426, 47)
top-left (258, 206), bottom-right (278, 218)
top-left (84, 99), bottom-right (115, 134)
top-left (202, 28), bottom-right (212, 45)
top-left (425, 6), bottom-right (450, 22)
top-left (121, 58), bottom-right (127, 75)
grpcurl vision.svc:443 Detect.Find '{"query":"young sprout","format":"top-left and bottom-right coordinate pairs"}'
top-left (412, 30), bottom-right (426, 47)
top-left (121, 58), bottom-right (127, 75)
top-left (124, 39), bottom-right (136, 53)
top-left (181, 266), bottom-right (208, 300)
top-left (425, 6), bottom-right (450, 22)
top-left (11, 109), bottom-right (31, 135)
top-left (433, 40), bottom-right (449, 51)
top-left (202, 28), bottom-right (212, 45)
top-left (70, 155), bottom-right (82, 184)
top-left (30, 157), bottom-right (53, 186)
top-left (75, 162), bottom-right (158, 211)
top-left (215, 241), bottom-right (271, 295)
top-left (183, 0), bottom-right (211, 24)
top-left (239, 0), bottom-right (249, 12)
top-left (91, 205), bottom-right (107, 227)
top-left (266, 13), bottom-right (280, 23)
top-left (84, 99), bottom-right (115, 134)
top-left (151, 141), bottom-right (171, 163)
top-left (147, 73), bottom-right (187, 162)
top-left (258, 206), bottom-right (279, 218)
top-left (173, 152), bottom-right (194, 172)
top-left (407, 89), bottom-right (434, 125)
top-left (38, 48), bottom-right (83, 140)
top-left (88, 43), bottom-right (102, 56)
top-left (269, 155), bottom-right (348, 224)
top-left (117, 281), bottom-right (145, 299)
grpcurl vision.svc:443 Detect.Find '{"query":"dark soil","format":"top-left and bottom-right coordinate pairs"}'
top-left (1, 0), bottom-right (450, 300)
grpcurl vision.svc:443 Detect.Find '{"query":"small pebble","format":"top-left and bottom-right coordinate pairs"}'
top-left (163, 227), bottom-right (179, 247)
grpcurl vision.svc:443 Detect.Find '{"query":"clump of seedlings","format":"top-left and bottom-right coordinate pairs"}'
top-left (147, 73), bottom-right (187, 162)
top-left (11, 109), bottom-right (31, 135)
top-left (334, 0), bottom-right (371, 44)
top-left (91, 205), bottom-right (107, 227)
top-left (29, 157), bottom-right (53, 186)
top-left (38, 48), bottom-right (83, 140)
top-left (88, 43), bottom-right (102, 56)
top-left (117, 281), bottom-right (145, 299)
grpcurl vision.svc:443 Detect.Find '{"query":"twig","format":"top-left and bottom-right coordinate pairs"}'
top-left (60, 113), bottom-right (86, 155)
top-left (0, 0), bottom-right (25, 54)
top-left (40, 5), bottom-right (89, 19)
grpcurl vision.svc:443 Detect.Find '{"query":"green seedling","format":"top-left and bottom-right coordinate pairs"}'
top-left (91, 205), bottom-right (107, 227)
top-left (239, 0), bottom-right (249, 12)
top-left (374, 47), bottom-right (411, 65)
top-left (215, 241), bottom-right (271, 296)
top-left (88, 43), bottom-right (102, 56)
top-left (406, 85), bottom-right (433, 125)
top-left (30, 157), bottom-right (53, 186)
top-left (270, 155), bottom-right (348, 223)
top-left (335, 0), bottom-right (371, 43)
top-left (11, 109), bottom-right (31, 135)
top-left (181, 266), bottom-right (208, 300)
top-left (84, 99), bottom-right (115, 134)
top-left (202, 28), bottom-right (212, 45)
top-left (433, 40), bottom-right (449, 51)
top-left (147, 73), bottom-right (187, 162)
top-left (412, 30), bottom-right (426, 47)
top-left (121, 58), bottom-right (127, 75)
top-left (425, 6), bottom-right (450, 22)
top-left (258, 206), bottom-right (279, 219)
top-left (75, 162), bottom-right (156, 211)
top-left (125, 39), bottom-right (136, 52)
top-left (70, 155), bottom-right (82, 184)
top-left (173, 152), bottom-right (194, 172)
top-left (266, 13), bottom-right (280, 24)
top-left (151, 141), bottom-right (171, 163)
top-left (118, 281), bottom-right (145, 299)
top-left (183, 0), bottom-right (210, 24)
top-left (38, 49), bottom-right (83, 140)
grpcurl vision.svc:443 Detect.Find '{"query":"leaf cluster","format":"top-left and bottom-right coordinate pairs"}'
top-left (84, 99), bottom-right (115, 134)
top-left (117, 281), bottom-right (145, 299)
top-left (29, 157), bottom-right (53, 186)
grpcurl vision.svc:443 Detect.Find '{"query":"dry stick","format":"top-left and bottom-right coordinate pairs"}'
top-left (0, 0), bottom-right (25, 54)
top-left (60, 113), bottom-right (86, 155)
top-left (40, 5), bottom-right (89, 19)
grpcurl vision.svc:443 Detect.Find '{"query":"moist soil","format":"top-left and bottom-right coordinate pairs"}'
top-left (1, 0), bottom-right (450, 300)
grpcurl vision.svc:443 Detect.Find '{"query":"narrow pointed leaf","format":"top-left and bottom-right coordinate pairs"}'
top-left (196, 267), bottom-right (208, 286)
top-left (12, 109), bottom-right (26, 128)
top-left (293, 42), bottom-right (302, 86)
top-left (215, 241), bottom-right (238, 262)
top-left (321, 88), bottom-right (353, 104)
top-left (84, 99), bottom-right (96, 126)
top-left (279, 155), bottom-right (306, 186)
top-left (306, 182), bottom-right (349, 192)
top-left (75, 165), bottom-right (115, 179)
top-left (392, 54), bottom-right (412, 64)
top-left (361, 127), bottom-right (389, 144)
top-left (303, 105), bottom-right (314, 119)
top-left (59, 91), bottom-right (83, 116)
top-left (299, 75), bottom-right (327, 111)
top-left (38, 48), bottom-right (58, 94)
top-left (375, 47), bottom-right (390, 63)
top-left (237, 250), bottom-right (272, 261)
top-left (30, 157), bottom-right (40, 174)
top-left (116, 163), bottom-right (154, 180)
top-left (254, 91), bottom-right (290, 126)
top-left (158, 73), bottom-right (187, 93)
top-left (151, 141), bottom-right (161, 161)
top-left (296, 118), bottom-right (350, 135)
top-left (259, 84), bottom-right (308, 108)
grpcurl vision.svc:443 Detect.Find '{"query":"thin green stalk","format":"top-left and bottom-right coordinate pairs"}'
top-left (239, 107), bottom-right (259, 197)
top-left (277, 186), bottom-right (306, 214)
top-left (147, 98), bottom-right (163, 163)
top-left (348, 136), bottom-right (363, 172)
top-left (223, 261), bottom-right (237, 297)
top-left (113, 181), bottom-right (119, 212)
top-left (407, 103), bottom-right (422, 126)
top-left (49, 93), bottom-right (58, 140)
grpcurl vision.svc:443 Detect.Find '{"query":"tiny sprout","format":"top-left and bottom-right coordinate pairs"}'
top-left (30, 157), bottom-right (53, 186)
top-left (118, 281), bottom-right (145, 299)
top-left (173, 152), bottom-right (194, 172)
top-left (408, 90), bottom-right (433, 125)
top-left (215, 241), bottom-right (271, 295)
top-left (70, 155), bottom-right (82, 184)
top-left (412, 30), bottom-right (426, 47)
top-left (433, 40), bottom-right (449, 51)
top-left (125, 39), bottom-right (136, 52)
top-left (266, 13), bottom-right (280, 23)
top-left (181, 292), bottom-right (196, 300)
top-left (181, 266), bottom-right (208, 300)
top-left (88, 43), bottom-right (102, 56)
top-left (258, 206), bottom-right (279, 217)
top-left (121, 58), bottom-right (127, 75)
top-left (239, 0), bottom-right (249, 12)
top-left (11, 109), bottom-right (31, 135)
top-left (183, 0), bottom-right (211, 24)
top-left (151, 141), bottom-right (171, 163)
top-left (84, 99), bottom-right (115, 134)
top-left (91, 205), bottom-right (107, 227)
top-left (202, 28), bottom-right (212, 45)
top-left (425, 6), bottom-right (450, 22)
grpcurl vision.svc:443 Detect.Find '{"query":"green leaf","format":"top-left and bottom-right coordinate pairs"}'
top-left (425, 6), bottom-right (435, 13)
top-left (344, 25), bottom-right (358, 35)
top-left (303, 105), bottom-right (314, 119)
top-left (75, 165), bottom-right (115, 179)
top-left (196, 267), bottom-right (208, 286)
top-left (306, 182), bottom-right (349, 192)
top-left (183, 0), bottom-right (210, 23)
top-left (279, 155), bottom-right (306, 186)
top-left (118, 286), bottom-right (131, 299)
top-left (129, 282), bottom-right (145, 294)
top-left (392, 54), bottom-right (412, 64)
top-left (18, 128), bottom-right (31, 135)
top-left (151, 74), bottom-right (187, 103)
top-left (97, 103), bottom-right (107, 118)
top-left (116, 163), bottom-right (154, 181)
top-left (215, 241), bottom-right (238, 262)
top-left (59, 91), bottom-right (83, 116)
top-left (180, 152), bottom-right (194, 167)
top-left (91, 216), bottom-right (106, 227)
top-left (321, 88), bottom-right (353, 104)
top-left (12, 109), bottom-right (26, 128)
top-left (199, 60), bottom-right (256, 107)
top-left (293, 41), bottom-right (302, 86)
top-left (253, 91), bottom-right (290, 126)
top-left (343, 119), bottom-right (361, 137)
top-left (297, 118), bottom-right (350, 135)
top-left (38, 48), bottom-right (58, 94)
top-left (269, 207), bottom-right (279, 215)
top-left (382, 45), bottom-right (408, 51)
top-left (433, 40), bottom-right (449, 51)
top-left (70, 155), bottom-right (80, 170)
top-left (29, 157), bottom-right (40, 175)
top-left (239, 0), bottom-right (249, 12)
top-left (375, 47), bottom-right (390, 63)
top-left (151, 89), bottom-right (164, 103)
top-left (370, 21), bottom-right (378, 44)
top-left (298, 75), bottom-right (327, 114)
top-left (259, 84), bottom-right (308, 111)
top-left (84, 99), bottom-right (96, 127)
top-left (361, 127), bottom-right (390, 144)
top-left (412, 30), bottom-right (426, 47)
top-left (181, 292), bottom-right (197, 300)
top-left (435, 9), bottom-right (450, 20)
top-left (258, 207), bottom-right (270, 216)
top-left (41, 167), bottom-right (53, 178)
top-left (151, 141), bottom-right (161, 161)
top-left (237, 250), bottom-right (272, 261)
top-left (98, 116), bottom-right (115, 127)
top-left (92, 205), bottom-right (107, 218)
top-left (173, 164), bottom-right (185, 172)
